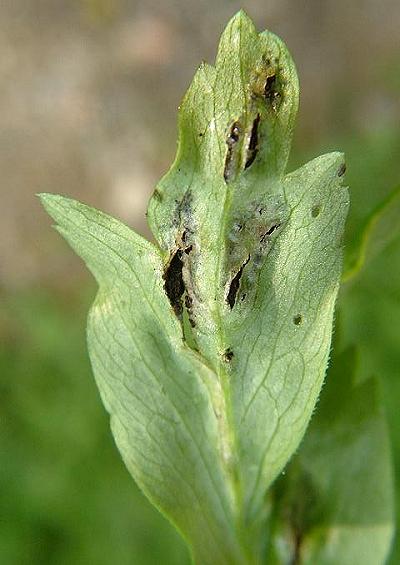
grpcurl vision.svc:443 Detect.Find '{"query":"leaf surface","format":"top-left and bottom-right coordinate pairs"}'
top-left (40, 11), bottom-right (349, 563)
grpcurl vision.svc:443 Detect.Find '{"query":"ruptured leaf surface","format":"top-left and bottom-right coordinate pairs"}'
top-left (40, 11), bottom-right (349, 564)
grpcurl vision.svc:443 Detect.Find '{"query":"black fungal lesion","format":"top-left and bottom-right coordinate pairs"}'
top-left (293, 314), bottom-right (303, 326)
top-left (337, 162), bottom-right (347, 177)
top-left (260, 222), bottom-right (281, 243)
top-left (250, 53), bottom-right (284, 112)
top-left (223, 348), bottom-right (234, 362)
top-left (164, 242), bottom-right (198, 333)
top-left (244, 114), bottom-right (260, 169)
top-left (226, 255), bottom-right (250, 309)
top-left (163, 249), bottom-right (186, 317)
top-left (264, 71), bottom-right (283, 111)
top-left (264, 73), bottom-right (277, 100)
top-left (224, 121), bottom-right (242, 182)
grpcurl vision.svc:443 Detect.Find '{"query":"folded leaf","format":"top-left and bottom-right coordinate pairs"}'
top-left (40, 10), bottom-right (349, 563)
top-left (268, 348), bottom-right (395, 564)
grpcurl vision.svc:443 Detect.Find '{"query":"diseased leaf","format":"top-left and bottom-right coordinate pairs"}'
top-left (342, 184), bottom-right (400, 282)
top-left (40, 11), bottom-right (349, 563)
top-left (268, 348), bottom-right (395, 565)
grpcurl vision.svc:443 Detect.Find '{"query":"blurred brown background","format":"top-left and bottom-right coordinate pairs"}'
top-left (1, 1), bottom-right (400, 564)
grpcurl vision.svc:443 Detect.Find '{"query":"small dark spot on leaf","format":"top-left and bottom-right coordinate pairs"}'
top-left (241, 293), bottom-right (247, 302)
top-left (293, 314), bottom-right (303, 326)
top-left (223, 348), bottom-right (234, 362)
top-left (153, 188), bottom-right (163, 202)
top-left (199, 132), bottom-right (203, 137)
top-left (311, 205), bottom-right (321, 218)
top-left (337, 163), bottom-right (346, 177)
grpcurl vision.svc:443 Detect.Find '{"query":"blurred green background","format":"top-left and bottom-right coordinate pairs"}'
top-left (1, 1), bottom-right (399, 563)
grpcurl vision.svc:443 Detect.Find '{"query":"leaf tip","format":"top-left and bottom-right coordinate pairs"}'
top-left (221, 9), bottom-right (257, 43)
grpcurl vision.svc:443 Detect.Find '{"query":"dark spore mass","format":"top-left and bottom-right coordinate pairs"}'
top-left (163, 249), bottom-right (185, 316)
top-left (245, 114), bottom-right (260, 169)
top-left (223, 348), bottom-right (234, 362)
top-left (264, 74), bottom-right (277, 101)
top-left (260, 222), bottom-right (281, 243)
top-left (293, 314), bottom-right (303, 326)
top-left (227, 256), bottom-right (250, 309)
top-left (266, 222), bottom-right (281, 236)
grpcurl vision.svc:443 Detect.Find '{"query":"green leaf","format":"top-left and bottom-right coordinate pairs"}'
top-left (342, 184), bottom-right (400, 282)
top-left (268, 348), bottom-right (395, 565)
top-left (40, 11), bottom-right (349, 563)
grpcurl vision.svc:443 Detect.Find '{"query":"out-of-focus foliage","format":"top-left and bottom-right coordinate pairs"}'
top-left (268, 347), bottom-right (394, 564)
